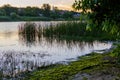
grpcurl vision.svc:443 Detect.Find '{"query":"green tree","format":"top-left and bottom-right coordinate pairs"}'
top-left (0, 9), bottom-right (6, 16)
top-left (10, 12), bottom-right (20, 19)
top-left (50, 6), bottom-right (60, 19)
top-left (73, 0), bottom-right (120, 35)
top-left (24, 6), bottom-right (33, 16)
top-left (25, 7), bottom-right (41, 16)
top-left (62, 11), bottom-right (73, 19)
top-left (1, 4), bottom-right (17, 16)
top-left (32, 7), bottom-right (41, 16)
top-left (42, 4), bottom-right (51, 17)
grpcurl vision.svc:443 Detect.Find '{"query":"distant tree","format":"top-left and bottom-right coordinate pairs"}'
top-left (24, 6), bottom-right (33, 16)
top-left (18, 8), bottom-right (25, 16)
top-left (32, 7), bottom-right (41, 16)
top-left (0, 9), bottom-right (6, 16)
top-left (52, 6), bottom-right (58, 12)
top-left (62, 11), bottom-right (73, 19)
top-left (18, 7), bottom-right (42, 16)
top-left (10, 12), bottom-right (19, 19)
top-left (50, 6), bottom-right (60, 19)
top-left (1, 4), bottom-right (17, 16)
top-left (41, 4), bottom-right (51, 17)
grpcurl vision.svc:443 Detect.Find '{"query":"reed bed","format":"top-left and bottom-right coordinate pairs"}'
top-left (18, 21), bottom-right (116, 41)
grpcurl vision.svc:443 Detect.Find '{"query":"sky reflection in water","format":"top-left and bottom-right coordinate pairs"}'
top-left (0, 22), bottom-right (112, 77)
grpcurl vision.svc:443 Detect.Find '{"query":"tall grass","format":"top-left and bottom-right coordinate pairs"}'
top-left (19, 22), bottom-right (39, 45)
top-left (18, 21), bottom-right (117, 41)
top-left (43, 22), bottom-right (86, 37)
top-left (42, 21), bottom-right (116, 40)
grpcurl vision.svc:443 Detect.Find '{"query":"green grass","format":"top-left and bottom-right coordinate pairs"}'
top-left (18, 22), bottom-right (117, 42)
top-left (24, 44), bottom-right (120, 80)
top-left (42, 21), bottom-right (117, 40)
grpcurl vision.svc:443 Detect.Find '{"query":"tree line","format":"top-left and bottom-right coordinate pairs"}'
top-left (0, 4), bottom-right (80, 20)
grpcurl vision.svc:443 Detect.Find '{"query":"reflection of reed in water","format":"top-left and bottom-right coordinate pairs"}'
top-left (0, 51), bottom-right (51, 79)
top-left (18, 22), bottom-right (95, 49)
top-left (18, 22), bottom-right (41, 46)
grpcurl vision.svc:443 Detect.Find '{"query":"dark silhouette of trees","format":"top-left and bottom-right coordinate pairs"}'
top-left (0, 4), bottom-right (80, 21)
top-left (73, 0), bottom-right (120, 35)
top-left (42, 4), bottom-right (51, 17)
top-left (1, 4), bottom-right (17, 16)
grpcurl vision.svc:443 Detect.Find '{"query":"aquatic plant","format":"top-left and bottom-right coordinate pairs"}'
top-left (42, 21), bottom-right (116, 40)
top-left (18, 21), bottom-right (117, 43)
top-left (18, 22), bottom-right (38, 46)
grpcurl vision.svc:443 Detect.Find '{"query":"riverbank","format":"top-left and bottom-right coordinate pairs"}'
top-left (24, 43), bottom-right (120, 80)
top-left (0, 16), bottom-right (79, 21)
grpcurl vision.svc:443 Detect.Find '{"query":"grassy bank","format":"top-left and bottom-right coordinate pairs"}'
top-left (0, 16), bottom-right (53, 21)
top-left (24, 44), bottom-right (120, 80)
top-left (0, 16), bottom-right (79, 21)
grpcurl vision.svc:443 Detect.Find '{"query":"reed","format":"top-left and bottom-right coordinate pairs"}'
top-left (18, 22), bottom-right (38, 46)
top-left (42, 21), bottom-right (116, 40)
top-left (18, 21), bottom-right (117, 41)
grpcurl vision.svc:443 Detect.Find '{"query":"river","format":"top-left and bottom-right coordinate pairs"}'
top-left (0, 21), bottom-right (112, 78)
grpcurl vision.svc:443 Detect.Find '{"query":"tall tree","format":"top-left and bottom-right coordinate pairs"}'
top-left (41, 4), bottom-right (51, 17)
top-left (73, 0), bottom-right (120, 35)
top-left (1, 4), bottom-right (17, 16)
top-left (50, 6), bottom-right (60, 19)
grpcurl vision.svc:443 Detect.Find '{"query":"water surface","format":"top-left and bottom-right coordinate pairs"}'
top-left (0, 22), bottom-right (112, 77)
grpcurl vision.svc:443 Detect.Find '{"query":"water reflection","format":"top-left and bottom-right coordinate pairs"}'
top-left (0, 51), bottom-right (51, 78)
top-left (0, 22), bottom-right (112, 79)
top-left (19, 34), bottom-right (37, 47)
top-left (18, 23), bottom-right (38, 47)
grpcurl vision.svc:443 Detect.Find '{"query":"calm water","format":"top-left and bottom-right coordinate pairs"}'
top-left (0, 22), bottom-right (112, 77)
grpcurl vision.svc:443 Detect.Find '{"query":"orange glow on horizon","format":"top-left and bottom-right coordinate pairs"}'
top-left (0, 0), bottom-right (74, 11)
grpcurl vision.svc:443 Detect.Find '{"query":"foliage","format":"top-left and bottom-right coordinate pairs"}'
top-left (50, 7), bottom-right (60, 19)
top-left (20, 16), bottom-right (52, 21)
top-left (62, 11), bottom-right (73, 19)
top-left (18, 22), bottom-right (117, 41)
top-left (73, 0), bottom-right (120, 36)
top-left (110, 44), bottom-right (120, 63)
top-left (42, 21), bottom-right (116, 40)
top-left (41, 4), bottom-right (51, 17)
top-left (0, 9), bottom-right (6, 16)
top-left (10, 12), bottom-right (20, 20)
top-left (24, 7), bottom-right (41, 16)
top-left (0, 4), bottom-right (80, 21)
top-left (1, 4), bottom-right (17, 16)
top-left (0, 16), bottom-right (11, 21)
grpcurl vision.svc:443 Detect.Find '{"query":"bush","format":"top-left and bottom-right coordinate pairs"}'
top-left (10, 12), bottom-right (20, 20)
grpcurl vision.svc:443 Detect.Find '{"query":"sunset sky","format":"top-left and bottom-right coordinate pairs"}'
top-left (0, 0), bottom-right (74, 10)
